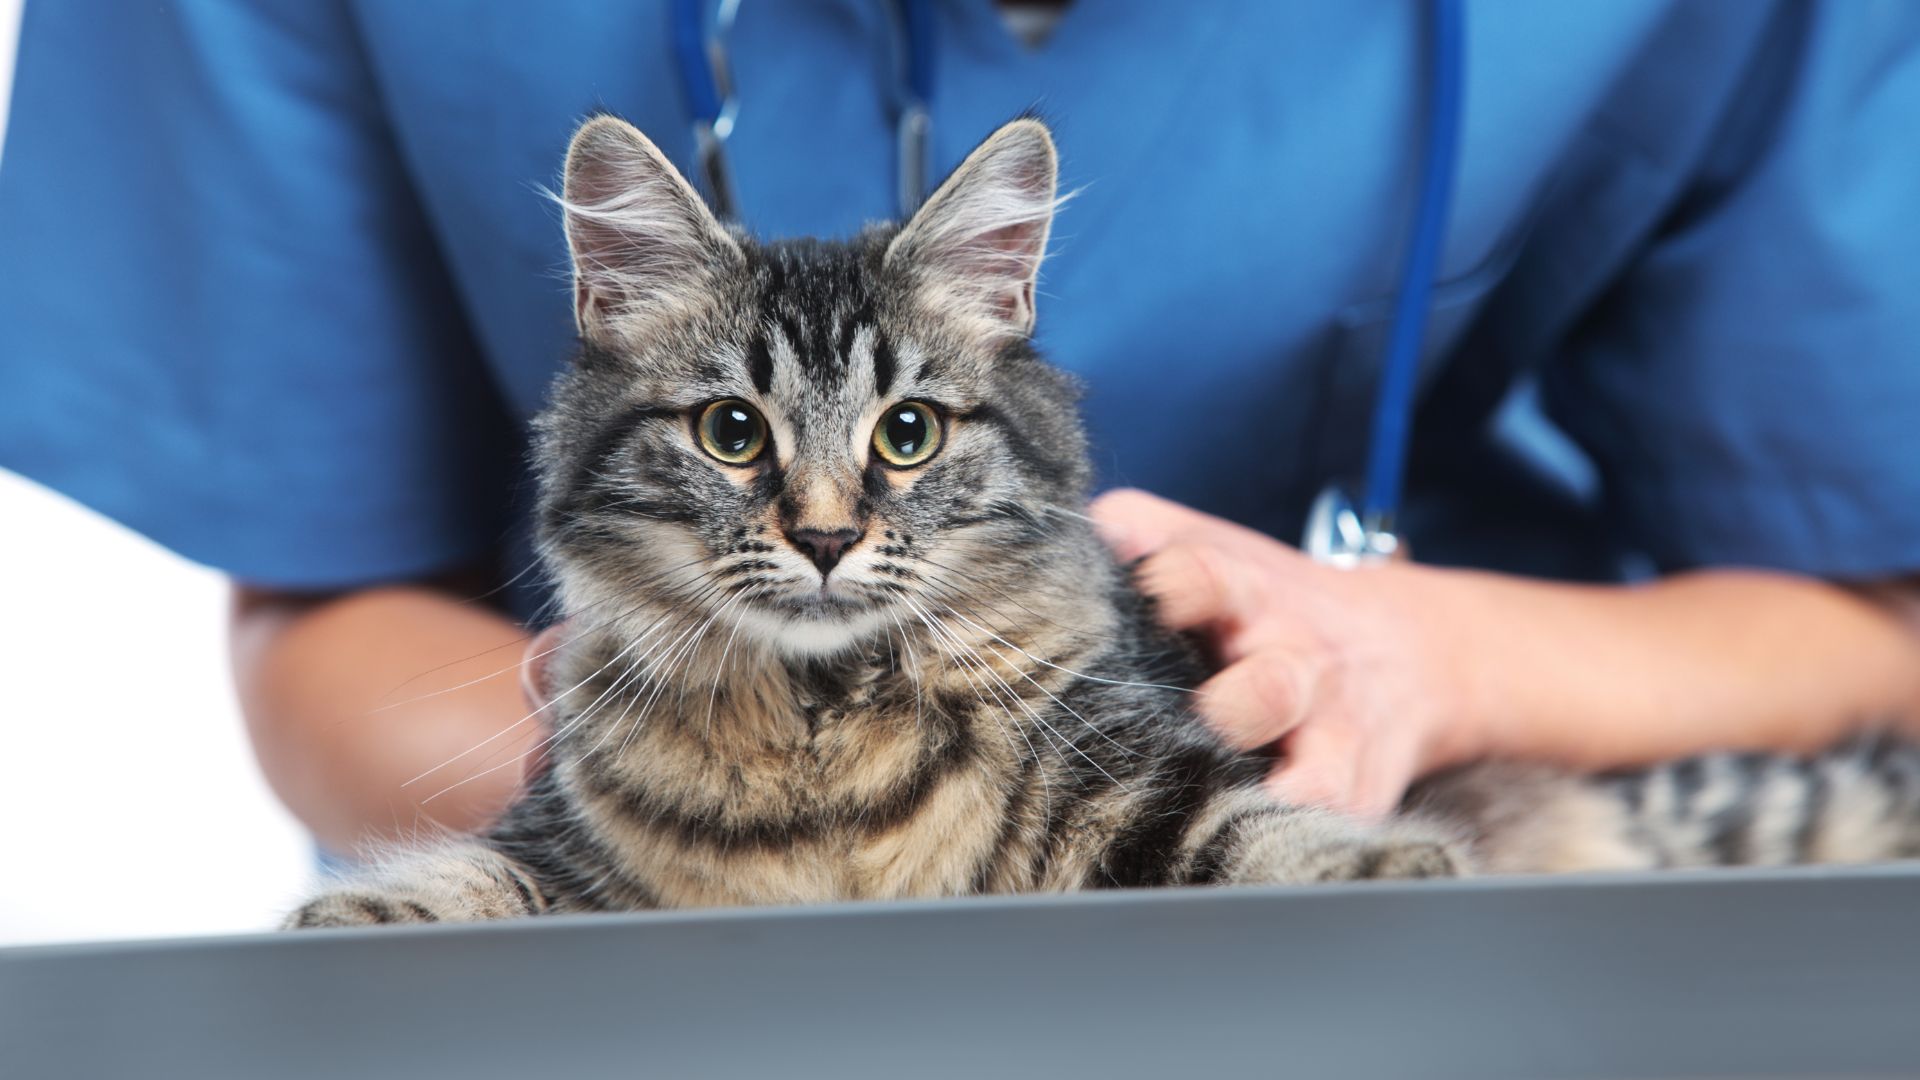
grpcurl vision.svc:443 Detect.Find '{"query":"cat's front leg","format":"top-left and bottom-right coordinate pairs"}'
top-left (284, 841), bottom-right (548, 929)
top-left (1191, 791), bottom-right (1471, 885)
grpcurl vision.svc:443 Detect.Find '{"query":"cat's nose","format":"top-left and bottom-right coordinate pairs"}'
top-left (785, 527), bottom-right (865, 577)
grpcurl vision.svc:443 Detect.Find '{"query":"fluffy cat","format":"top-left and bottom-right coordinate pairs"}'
top-left (288, 116), bottom-right (1920, 928)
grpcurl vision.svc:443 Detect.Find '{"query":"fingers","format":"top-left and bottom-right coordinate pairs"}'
top-left (1093, 487), bottom-right (1328, 643)
top-left (1265, 721), bottom-right (1363, 816)
top-left (1266, 718), bottom-right (1418, 822)
top-left (1133, 540), bottom-right (1246, 632)
top-left (1345, 736), bottom-right (1420, 821)
top-left (1197, 653), bottom-right (1316, 751)
top-left (1090, 487), bottom-right (1286, 563)
top-left (1091, 488), bottom-right (1424, 822)
top-left (1089, 487), bottom-right (1209, 562)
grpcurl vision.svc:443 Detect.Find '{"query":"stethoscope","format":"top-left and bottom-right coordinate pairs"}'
top-left (671, 0), bottom-right (1467, 568)
top-left (672, 0), bottom-right (938, 220)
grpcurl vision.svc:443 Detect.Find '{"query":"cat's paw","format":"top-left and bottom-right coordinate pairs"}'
top-left (1306, 835), bottom-right (1470, 882)
top-left (283, 890), bottom-right (441, 930)
top-left (1228, 817), bottom-right (1472, 885)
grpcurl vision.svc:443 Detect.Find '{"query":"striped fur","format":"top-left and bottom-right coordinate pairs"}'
top-left (289, 117), bottom-right (1920, 929)
top-left (1413, 738), bottom-right (1920, 875)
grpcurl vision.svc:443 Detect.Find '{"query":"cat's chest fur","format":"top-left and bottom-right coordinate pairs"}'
top-left (549, 639), bottom-right (1027, 908)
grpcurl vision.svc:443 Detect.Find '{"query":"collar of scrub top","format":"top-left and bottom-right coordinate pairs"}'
top-left (672, 0), bottom-right (937, 221)
top-left (671, 0), bottom-right (1466, 569)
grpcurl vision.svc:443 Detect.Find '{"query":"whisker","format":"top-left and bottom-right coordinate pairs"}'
top-left (916, 581), bottom-right (1197, 697)
top-left (704, 585), bottom-right (768, 734)
top-left (904, 596), bottom-right (1126, 791)
top-left (371, 555), bottom-right (712, 712)
top-left (407, 574), bottom-right (730, 794)
top-left (574, 581), bottom-right (739, 763)
top-left (406, 604), bottom-right (683, 793)
top-left (437, 578), bottom-right (734, 800)
top-left (906, 607), bottom-right (1048, 791)
top-left (613, 583), bottom-right (755, 757)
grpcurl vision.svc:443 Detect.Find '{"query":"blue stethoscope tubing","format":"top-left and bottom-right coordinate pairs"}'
top-left (669, 1), bottom-right (1466, 564)
top-left (1359, 0), bottom-right (1466, 552)
top-left (672, 0), bottom-right (936, 220)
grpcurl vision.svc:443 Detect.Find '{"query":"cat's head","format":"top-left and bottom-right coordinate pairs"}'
top-left (535, 115), bottom-right (1090, 657)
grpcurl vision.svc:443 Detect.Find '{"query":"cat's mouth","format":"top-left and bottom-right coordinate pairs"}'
top-left (729, 581), bottom-right (898, 656)
top-left (761, 583), bottom-right (872, 618)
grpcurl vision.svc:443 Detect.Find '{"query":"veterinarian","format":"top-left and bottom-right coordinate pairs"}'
top-left (4, 2), bottom-right (1920, 851)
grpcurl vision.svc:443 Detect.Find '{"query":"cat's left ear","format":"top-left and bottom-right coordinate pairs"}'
top-left (886, 118), bottom-right (1059, 339)
top-left (560, 115), bottom-right (741, 343)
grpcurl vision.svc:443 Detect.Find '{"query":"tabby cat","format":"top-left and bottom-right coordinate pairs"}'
top-left (289, 116), bottom-right (1920, 928)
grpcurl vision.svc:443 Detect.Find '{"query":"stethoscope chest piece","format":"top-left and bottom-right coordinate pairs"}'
top-left (1304, 485), bottom-right (1402, 568)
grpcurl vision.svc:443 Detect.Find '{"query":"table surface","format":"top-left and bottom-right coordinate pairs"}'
top-left (5, 865), bottom-right (1920, 1080)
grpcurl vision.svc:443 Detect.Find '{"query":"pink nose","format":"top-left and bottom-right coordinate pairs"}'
top-left (785, 527), bottom-right (864, 576)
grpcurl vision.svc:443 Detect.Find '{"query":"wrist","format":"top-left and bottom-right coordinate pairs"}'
top-left (1395, 562), bottom-right (1513, 769)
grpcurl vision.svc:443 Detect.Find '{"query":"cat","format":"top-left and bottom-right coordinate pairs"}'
top-left (288, 115), bottom-right (1920, 928)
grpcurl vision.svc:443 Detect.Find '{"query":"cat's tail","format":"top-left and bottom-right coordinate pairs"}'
top-left (1408, 734), bottom-right (1920, 875)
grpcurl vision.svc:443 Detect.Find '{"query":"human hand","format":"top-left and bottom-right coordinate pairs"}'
top-left (1090, 489), bottom-right (1488, 819)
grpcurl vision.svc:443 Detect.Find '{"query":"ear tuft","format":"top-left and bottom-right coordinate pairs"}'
top-left (886, 119), bottom-right (1060, 339)
top-left (558, 116), bottom-right (739, 341)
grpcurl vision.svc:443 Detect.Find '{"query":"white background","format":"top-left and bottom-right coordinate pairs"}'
top-left (0, 0), bottom-right (316, 946)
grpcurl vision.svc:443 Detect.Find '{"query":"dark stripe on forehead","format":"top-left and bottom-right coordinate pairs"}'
top-left (776, 311), bottom-right (810, 369)
top-left (872, 330), bottom-right (896, 397)
top-left (786, 307), bottom-right (849, 379)
top-left (835, 302), bottom-right (871, 361)
top-left (747, 336), bottom-right (774, 395)
top-left (834, 301), bottom-right (879, 390)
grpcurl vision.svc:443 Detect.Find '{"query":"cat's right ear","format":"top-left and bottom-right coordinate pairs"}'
top-left (560, 115), bottom-right (741, 343)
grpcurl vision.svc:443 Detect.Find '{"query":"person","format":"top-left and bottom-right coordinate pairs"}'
top-left (4, 1), bottom-right (1920, 856)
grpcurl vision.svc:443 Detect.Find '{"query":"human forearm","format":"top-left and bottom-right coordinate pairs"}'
top-left (1427, 568), bottom-right (1920, 770)
top-left (1096, 488), bottom-right (1920, 817)
top-left (230, 582), bottom-right (537, 855)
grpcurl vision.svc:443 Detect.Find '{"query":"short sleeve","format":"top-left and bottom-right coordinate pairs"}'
top-left (1542, 3), bottom-right (1920, 578)
top-left (0, 0), bottom-right (516, 588)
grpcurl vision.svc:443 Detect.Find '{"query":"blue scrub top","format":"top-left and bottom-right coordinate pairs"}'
top-left (4, 1), bottom-right (1920, 594)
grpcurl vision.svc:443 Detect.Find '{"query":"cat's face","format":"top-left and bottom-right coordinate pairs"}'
top-left (535, 117), bottom-right (1087, 656)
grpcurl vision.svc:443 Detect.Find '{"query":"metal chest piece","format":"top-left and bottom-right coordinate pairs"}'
top-left (1303, 485), bottom-right (1401, 568)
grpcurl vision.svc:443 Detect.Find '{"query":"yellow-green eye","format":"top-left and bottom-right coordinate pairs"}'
top-left (872, 402), bottom-right (942, 467)
top-left (698, 399), bottom-right (768, 464)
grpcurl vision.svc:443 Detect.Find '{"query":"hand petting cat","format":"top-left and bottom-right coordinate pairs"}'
top-left (1092, 488), bottom-right (1482, 819)
top-left (1093, 487), bottom-right (1920, 820)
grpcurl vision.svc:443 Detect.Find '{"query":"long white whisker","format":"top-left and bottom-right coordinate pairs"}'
top-left (905, 596), bottom-right (1125, 791)
top-left (704, 585), bottom-right (767, 734)
top-left (908, 607), bottom-right (1041, 767)
top-left (399, 611), bottom-right (668, 789)
top-left (573, 580), bottom-right (742, 764)
top-left (372, 555), bottom-right (712, 711)
top-left (616, 584), bottom-right (754, 756)
top-left (922, 583), bottom-right (1195, 696)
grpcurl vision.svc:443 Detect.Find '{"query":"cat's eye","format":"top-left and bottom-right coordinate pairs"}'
top-left (697, 399), bottom-right (768, 465)
top-left (872, 402), bottom-right (943, 468)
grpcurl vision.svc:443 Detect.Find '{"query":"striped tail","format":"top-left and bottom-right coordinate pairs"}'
top-left (1411, 735), bottom-right (1920, 875)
